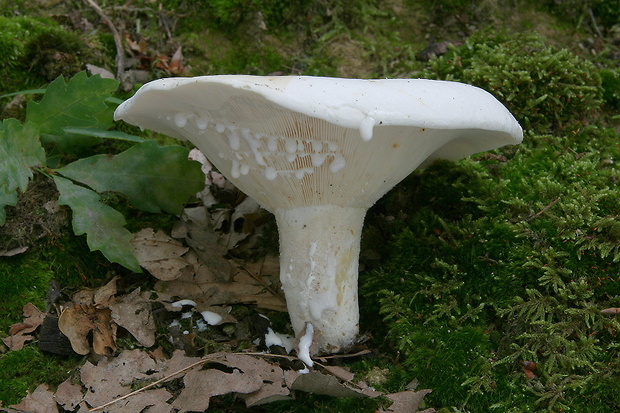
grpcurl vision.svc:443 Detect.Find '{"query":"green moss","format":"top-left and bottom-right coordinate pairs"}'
top-left (0, 345), bottom-right (81, 405)
top-left (0, 16), bottom-right (91, 95)
top-left (600, 68), bottom-right (620, 110)
top-left (0, 256), bottom-right (52, 332)
top-left (423, 31), bottom-right (603, 134)
top-left (0, 234), bottom-right (123, 332)
top-left (361, 66), bottom-right (619, 409)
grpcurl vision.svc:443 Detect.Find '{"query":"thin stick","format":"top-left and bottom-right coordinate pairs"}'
top-left (235, 259), bottom-right (287, 302)
top-left (84, 0), bottom-right (125, 81)
top-left (527, 197), bottom-right (560, 221)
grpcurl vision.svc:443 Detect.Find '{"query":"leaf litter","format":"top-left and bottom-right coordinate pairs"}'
top-left (4, 152), bottom-right (433, 412)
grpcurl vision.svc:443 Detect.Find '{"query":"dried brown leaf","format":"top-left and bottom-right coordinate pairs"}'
top-left (172, 352), bottom-right (293, 411)
top-left (81, 350), bottom-right (161, 408)
top-left (58, 304), bottom-right (117, 356)
top-left (380, 389), bottom-right (434, 413)
top-left (53, 380), bottom-right (84, 411)
top-left (173, 368), bottom-right (259, 412)
top-left (131, 228), bottom-right (191, 281)
top-left (322, 365), bottom-right (356, 382)
top-left (93, 277), bottom-right (117, 307)
top-left (291, 371), bottom-right (367, 398)
top-left (155, 259), bottom-right (286, 312)
top-left (100, 388), bottom-right (174, 413)
top-left (601, 307), bottom-right (620, 315)
top-left (2, 303), bottom-right (46, 350)
top-left (10, 384), bottom-right (58, 413)
top-left (168, 45), bottom-right (185, 75)
top-left (109, 288), bottom-right (156, 347)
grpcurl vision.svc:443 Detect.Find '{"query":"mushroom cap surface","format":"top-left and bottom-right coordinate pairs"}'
top-left (115, 75), bottom-right (522, 211)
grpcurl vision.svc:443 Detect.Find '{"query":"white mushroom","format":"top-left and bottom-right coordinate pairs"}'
top-left (114, 75), bottom-right (523, 353)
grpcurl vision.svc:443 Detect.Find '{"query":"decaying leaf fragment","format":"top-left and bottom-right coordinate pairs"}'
top-left (2, 303), bottom-right (46, 351)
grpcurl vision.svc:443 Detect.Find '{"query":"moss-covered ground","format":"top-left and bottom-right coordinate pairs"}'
top-left (1, 0), bottom-right (619, 411)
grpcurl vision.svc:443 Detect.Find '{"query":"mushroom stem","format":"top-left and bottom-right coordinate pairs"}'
top-left (274, 205), bottom-right (366, 352)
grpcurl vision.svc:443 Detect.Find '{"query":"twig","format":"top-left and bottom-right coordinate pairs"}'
top-left (84, 0), bottom-right (125, 81)
top-left (235, 259), bottom-right (287, 303)
top-left (526, 197), bottom-right (560, 221)
top-left (588, 7), bottom-right (603, 38)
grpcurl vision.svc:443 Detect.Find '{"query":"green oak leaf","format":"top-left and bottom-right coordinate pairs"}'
top-left (53, 175), bottom-right (140, 272)
top-left (55, 140), bottom-right (205, 215)
top-left (26, 72), bottom-right (119, 150)
top-left (0, 118), bottom-right (45, 224)
top-left (0, 187), bottom-right (18, 224)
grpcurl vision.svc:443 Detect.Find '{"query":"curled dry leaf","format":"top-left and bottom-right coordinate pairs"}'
top-left (58, 304), bottom-right (117, 356)
top-left (601, 307), bottom-right (620, 315)
top-left (2, 303), bottom-right (46, 351)
top-left (131, 228), bottom-right (191, 281)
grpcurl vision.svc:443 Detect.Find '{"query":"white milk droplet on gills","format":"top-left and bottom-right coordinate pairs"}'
top-left (196, 118), bottom-right (209, 130)
top-left (267, 136), bottom-right (278, 152)
top-left (284, 138), bottom-right (297, 154)
top-left (311, 153), bottom-right (326, 167)
top-left (226, 128), bottom-right (241, 151)
top-left (242, 129), bottom-right (266, 166)
top-left (231, 160), bottom-right (240, 178)
top-left (311, 141), bottom-right (322, 152)
top-left (215, 122), bottom-right (226, 133)
top-left (264, 167), bottom-right (277, 180)
top-left (174, 113), bottom-right (188, 128)
top-left (240, 164), bottom-right (250, 175)
top-left (329, 155), bottom-right (346, 173)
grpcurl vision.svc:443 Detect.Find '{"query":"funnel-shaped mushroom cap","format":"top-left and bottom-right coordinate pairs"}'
top-left (115, 76), bottom-right (522, 212)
